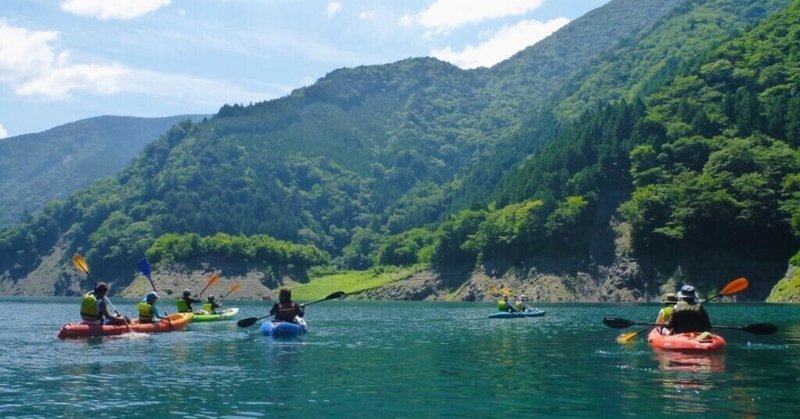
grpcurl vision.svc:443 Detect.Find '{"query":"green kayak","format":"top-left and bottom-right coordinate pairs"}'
top-left (191, 307), bottom-right (239, 322)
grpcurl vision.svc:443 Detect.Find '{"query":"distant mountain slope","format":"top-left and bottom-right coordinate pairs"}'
top-left (0, 115), bottom-right (207, 227)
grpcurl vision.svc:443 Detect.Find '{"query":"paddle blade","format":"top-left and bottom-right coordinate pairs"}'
top-left (616, 332), bottom-right (638, 344)
top-left (237, 317), bottom-right (259, 328)
top-left (720, 277), bottom-right (748, 296)
top-left (603, 317), bottom-right (635, 329)
top-left (207, 273), bottom-right (220, 288)
top-left (138, 258), bottom-right (152, 279)
top-left (741, 323), bottom-right (777, 335)
top-left (72, 254), bottom-right (89, 274)
top-left (325, 291), bottom-right (345, 300)
top-left (228, 283), bottom-right (241, 295)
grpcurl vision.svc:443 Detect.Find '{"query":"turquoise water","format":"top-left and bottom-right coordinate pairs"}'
top-left (1, 297), bottom-right (799, 418)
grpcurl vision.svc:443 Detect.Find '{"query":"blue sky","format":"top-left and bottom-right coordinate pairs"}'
top-left (0, 0), bottom-right (610, 138)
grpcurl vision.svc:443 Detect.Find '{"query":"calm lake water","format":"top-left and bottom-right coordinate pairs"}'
top-left (1, 297), bottom-right (799, 418)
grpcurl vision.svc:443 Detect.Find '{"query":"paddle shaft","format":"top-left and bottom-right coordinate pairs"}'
top-left (139, 260), bottom-right (174, 330)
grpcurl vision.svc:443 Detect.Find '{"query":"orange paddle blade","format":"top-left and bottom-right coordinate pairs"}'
top-left (720, 277), bottom-right (748, 295)
top-left (207, 273), bottom-right (220, 288)
top-left (72, 254), bottom-right (89, 274)
top-left (228, 283), bottom-right (241, 295)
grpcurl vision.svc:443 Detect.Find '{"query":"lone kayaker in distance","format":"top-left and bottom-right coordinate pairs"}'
top-left (497, 295), bottom-right (517, 312)
top-left (203, 295), bottom-right (222, 314)
top-left (270, 287), bottom-right (305, 323)
top-left (138, 291), bottom-right (163, 323)
top-left (655, 293), bottom-right (678, 324)
top-left (176, 289), bottom-right (202, 313)
top-left (665, 285), bottom-right (712, 334)
top-left (80, 282), bottom-right (128, 325)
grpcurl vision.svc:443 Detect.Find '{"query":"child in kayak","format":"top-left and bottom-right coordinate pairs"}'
top-left (666, 285), bottom-right (712, 334)
top-left (514, 294), bottom-right (528, 312)
top-left (270, 288), bottom-right (305, 323)
top-left (138, 291), bottom-right (163, 323)
top-left (656, 293), bottom-right (678, 324)
top-left (203, 295), bottom-right (222, 314)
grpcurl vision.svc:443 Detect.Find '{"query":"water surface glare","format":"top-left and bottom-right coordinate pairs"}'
top-left (1, 297), bottom-right (798, 417)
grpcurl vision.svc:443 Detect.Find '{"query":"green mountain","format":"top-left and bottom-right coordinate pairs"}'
top-left (0, 115), bottom-right (206, 228)
top-left (0, 0), bottom-right (796, 300)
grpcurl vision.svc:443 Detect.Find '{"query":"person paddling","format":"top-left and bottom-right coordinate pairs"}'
top-left (176, 289), bottom-right (202, 313)
top-left (514, 294), bottom-right (528, 312)
top-left (270, 287), bottom-right (305, 323)
top-left (80, 282), bottom-right (128, 325)
top-left (665, 285), bottom-right (712, 334)
top-left (138, 291), bottom-right (163, 323)
top-left (655, 293), bottom-right (678, 324)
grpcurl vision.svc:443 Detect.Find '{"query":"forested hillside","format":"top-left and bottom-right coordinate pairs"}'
top-left (0, 0), bottom-right (796, 300)
top-left (0, 115), bottom-right (205, 227)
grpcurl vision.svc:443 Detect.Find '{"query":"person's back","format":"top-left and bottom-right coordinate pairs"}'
top-left (270, 287), bottom-right (304, 322)
top-left (667, 286), bottom-right (711, 333)
top-left (138, 291), bottom-right (161, 323)
top-left (176, 289), bottom-right (200, 313)
top-left (497, 296), bottom-right (515, 312)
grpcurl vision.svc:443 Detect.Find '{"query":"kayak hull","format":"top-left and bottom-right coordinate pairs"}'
top-left (647, 327), bottom-right (726, 351)
top-left (489, 309), bottom-right (546, 319)
top-left (260, 317), bottom-right (308, 337)
top-left (57, 313), bottom-right (193, 339)
top-left (191, 307), bottom-right (239, 322)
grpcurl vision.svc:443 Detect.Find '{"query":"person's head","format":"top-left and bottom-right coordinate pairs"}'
top-left (518, 294), bottom-right (526, 301)
top-left (183, 289), bottom-right (191, 297)
top-left (279, 287), bottom-right (292, 304)
top-left (677, 285), bottom-right (698, 302)
top-left (208, 295), bottom-right (215, 302)
top-left (502, 295), bottom-right (509, 301)
top-left (145, 291), bottom-right (159, 303)
top-left (94, 282), bottom-right (109, 297)
top-left (662, 293), bottom-right (678, 305)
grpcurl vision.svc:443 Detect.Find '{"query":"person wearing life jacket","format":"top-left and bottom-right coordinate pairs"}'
top-left (269, 287), bottom-right (305, 323)
top-left (666, 285), bottom-right (712, 334)
top-left (80, 282), bottom-right (128, 325)
top-left (514, 295), bottom-right (528, 312)
top-left (656, 293), bottom-right (678, 324)
top-left (202, 295), bottom-right (222, 314)
top-left (138, 291), bottom-right (163, 323)
top-left (176, 289), bottom-right (202, 313)
top-left (497, 295), bottom-right (517, 312)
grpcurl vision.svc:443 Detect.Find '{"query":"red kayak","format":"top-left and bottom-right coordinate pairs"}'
top-left (57, 313), bottom-right (193, 339)
top-left (647, 327), bottom-right (726, 351)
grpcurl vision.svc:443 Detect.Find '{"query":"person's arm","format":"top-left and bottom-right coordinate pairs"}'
top-left (269, 303), bottom-right (278, 316)
top-left (296, 303), bottom-right (305, 318)
top-left (152, 305), bottom-right (163, 320)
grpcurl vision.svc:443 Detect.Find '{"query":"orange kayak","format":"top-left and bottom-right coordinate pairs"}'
top-left (57, 313), bottom-right (193, 339)
top-left (647, 327), bottom-right (726, 351)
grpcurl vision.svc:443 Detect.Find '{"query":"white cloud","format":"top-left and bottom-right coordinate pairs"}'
top-left (327, 2), bottom-right (342, 19)
top-left (359, 10), bottom-right (377, 20)
top-left (122, 69), bottom-right (270, 107)
top-left (0, 124), bottom-right (8, 140)
top-left (408, 0), bottom-right (544, 34)
top-left (60, 0), bottom-right (171, 20)
top-left (431, 17), bottom-right (569, 69)
top-left (0, 21), bottom-right (126, 99)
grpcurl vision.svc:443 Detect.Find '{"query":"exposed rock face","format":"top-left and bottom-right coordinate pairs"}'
top-left (767, 265), bottom-right (800, 303)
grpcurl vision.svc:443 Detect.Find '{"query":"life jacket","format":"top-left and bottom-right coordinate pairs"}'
top-left (138, 302), bottom-right (155, 322)
top-left (275, 302), bottom-right (300, 322)
top-left (497, 300), bottom-right (509, 311)
top-left (515, 302), bottom-right (525, 311)
top-left (202, 303), bottom-right (214, 313)
top-left (176, 298), bottom-right (191, 313)
top-left (80, 293), bottom-right (102, 321)
top-left (669, 301), bottom-right (711, 333)
top-left (662, 306), bottom-right (674, 323)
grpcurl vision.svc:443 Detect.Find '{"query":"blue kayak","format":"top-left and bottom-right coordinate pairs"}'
top-left (489, 308), bottom-right (546, 319)
top-left (259, 317), bottom-right (308, 337)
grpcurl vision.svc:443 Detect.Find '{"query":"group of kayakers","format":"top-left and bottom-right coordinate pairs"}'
top-left (175, 289), bottom-right (223, 314)
top-left (655, 284), bottom-right (712, 334)
top-left (497, 294), bottom-right (532, 312)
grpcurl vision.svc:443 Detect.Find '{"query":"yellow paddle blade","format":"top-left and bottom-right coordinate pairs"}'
top-left (72, 254), bottom-right (89, 274)
top-left (616, 332), bottom-right (638, 344)
top-left (489, 286), bottom-right (498, 294)
top-left (502, 288), bottom-right (512, 296)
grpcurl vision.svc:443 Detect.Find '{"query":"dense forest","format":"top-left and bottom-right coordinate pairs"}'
top-left (1, 0), bottom-right (797, 300)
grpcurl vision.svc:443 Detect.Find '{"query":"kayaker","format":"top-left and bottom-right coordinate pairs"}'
top-left (202, 295), bottom-right (222, 314)
top-left (497, 295), bottom-right (517, 312)
top-left (176, 289), bottom-right (202, 313)
top-left (514, 295), bottom-right (527, 312)
top-left (666, 285), bottom-right (712, 334)
top-left (80, 282), bottom-right (128, 325)
top-left (655, 293), bottom-right (678, 324)
top-left (138, 291), bottom-right (163, 323)
top-left (269, 287), bottom-right (305, 323)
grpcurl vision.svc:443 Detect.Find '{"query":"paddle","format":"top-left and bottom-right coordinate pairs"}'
top-left (138, 258), bottom-right (173, 330)
top-left (71, 254), bottom-right (130, 331)
top-left (615, 277), bottom-right (750, 344)
top-left (603, 317), bottom-right (777, 335)
top-left (197, 273), bottom-right (220, 297)
top-left (222, 283), bottom-right (240, 299)
top-left (236, 290), bottom-right (346, 328)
